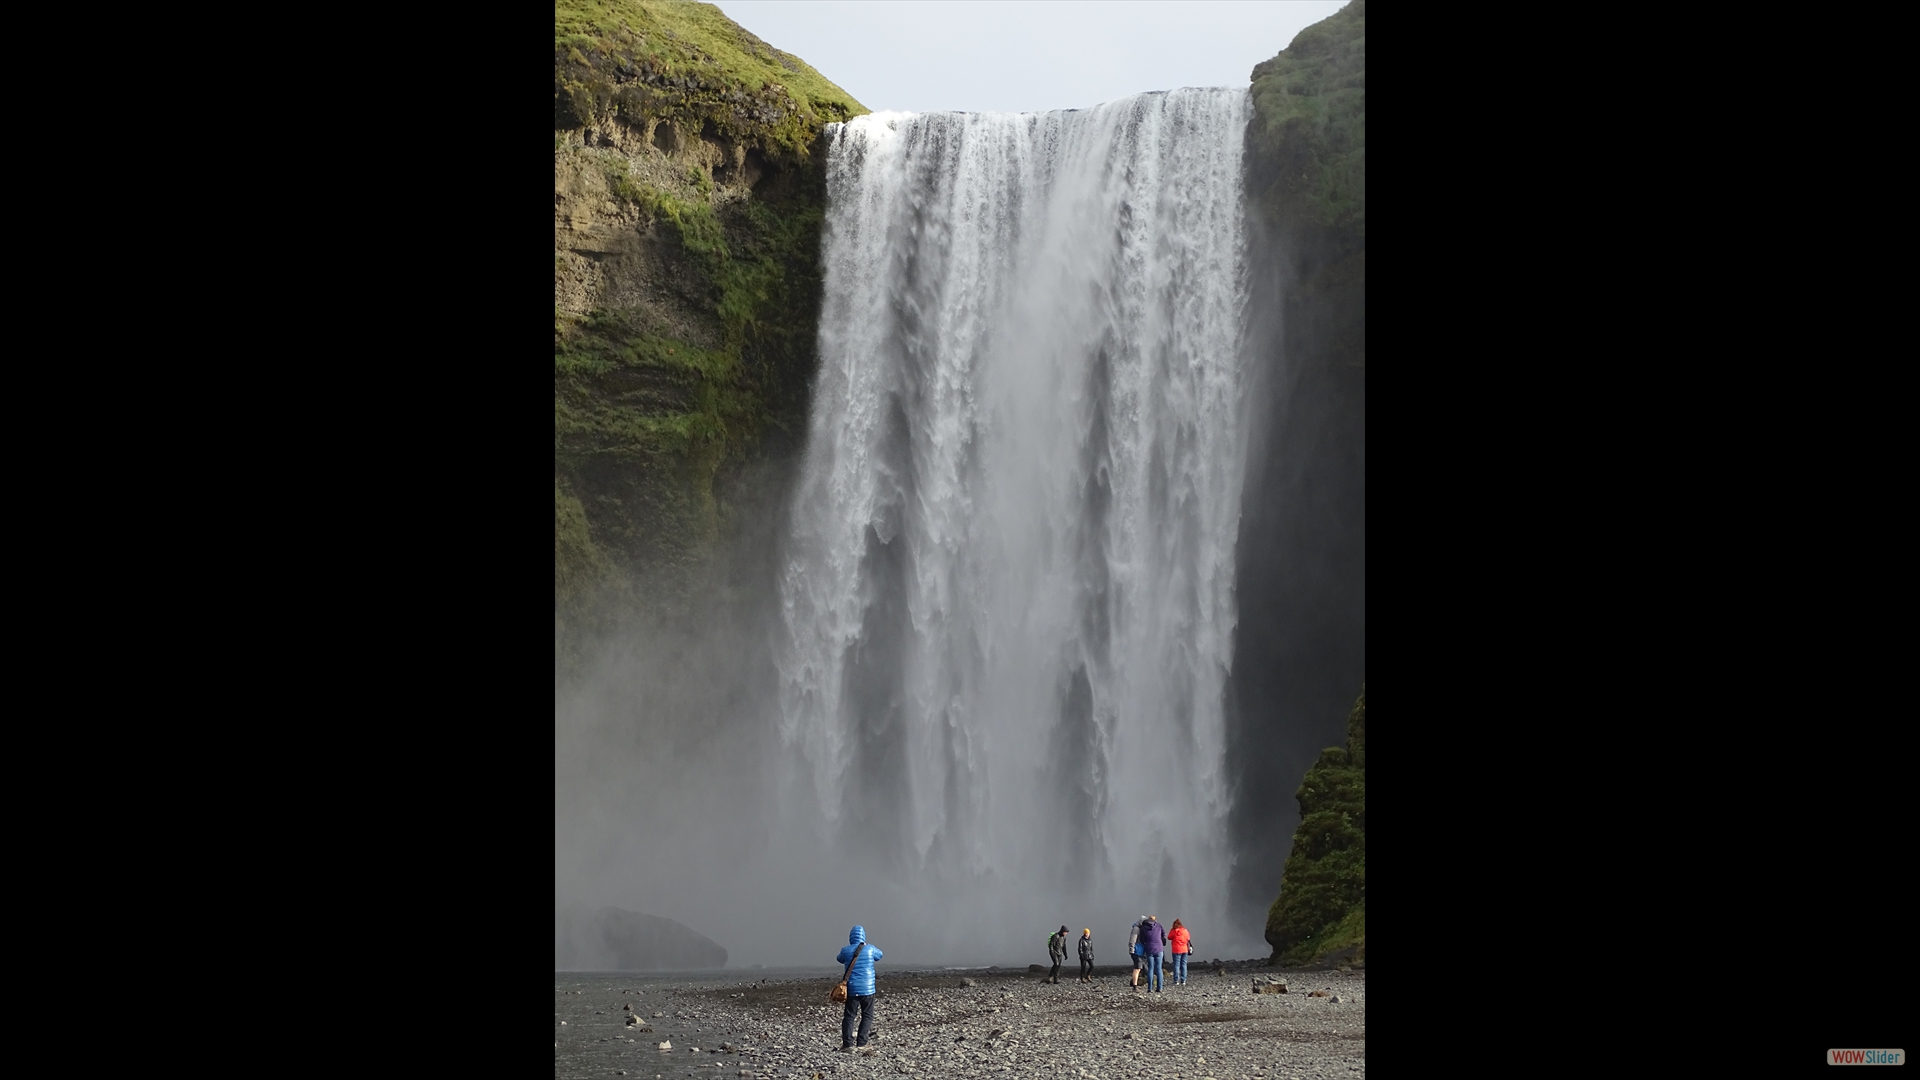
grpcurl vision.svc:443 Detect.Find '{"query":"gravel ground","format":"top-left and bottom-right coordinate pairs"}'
top-left (556, 963), bottom-right (1365, 1080)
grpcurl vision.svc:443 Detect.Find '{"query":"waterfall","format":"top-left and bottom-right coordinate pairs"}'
top-left (776, 88), bottom-right (1252, 954)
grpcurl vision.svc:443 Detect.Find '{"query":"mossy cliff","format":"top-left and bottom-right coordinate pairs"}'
top-left (1265, 688), bottom-right (1366, 967)
top-left (1246, 0), bottom-right (1364, 371)
top-left (554, 1), bottom-right (866, 671)
top-left (1227, 0), bottom-right (1367, 940)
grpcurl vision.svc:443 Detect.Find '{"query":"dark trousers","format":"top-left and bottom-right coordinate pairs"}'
top-left (1079, 958), bottom-right (1094, 979)
top-left (841, 993), bottom-right (875, 1047)
top-left (1048, 961), bottom-right (1061, 982)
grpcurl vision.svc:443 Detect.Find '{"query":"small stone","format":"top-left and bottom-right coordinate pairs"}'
top-left (657, 1040), bottom-right (672, 1050)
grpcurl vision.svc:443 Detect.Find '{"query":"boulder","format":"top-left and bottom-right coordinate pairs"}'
top-left (555, 904), bottom-right (728, 970)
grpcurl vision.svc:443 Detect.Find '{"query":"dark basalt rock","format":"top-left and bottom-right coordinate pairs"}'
top-left (555, 904), bottom-right (728, 970)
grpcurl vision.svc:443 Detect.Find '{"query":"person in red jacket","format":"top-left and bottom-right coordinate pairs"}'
top-left (1168, 919), bottom-right (1193, 986)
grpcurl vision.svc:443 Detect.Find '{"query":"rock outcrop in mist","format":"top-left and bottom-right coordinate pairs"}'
top-left (556, 904), bottom-right (728, 970)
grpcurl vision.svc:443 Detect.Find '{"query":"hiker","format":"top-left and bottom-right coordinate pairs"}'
top-left (1141, 915), bottom-right (1165, 992)
top-left (1046, 925), bottom-right (1069, 984)
top-left (1169, 919), bottom-right (1192, 985)
top-left (1128, 916), bottom-right (1147, 989)
top-left (1078, 928), bottom-right (1094, 982)
top-left (834, 925), bottom-right (884, 1050)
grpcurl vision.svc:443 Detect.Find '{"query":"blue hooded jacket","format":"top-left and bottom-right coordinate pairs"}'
top-left (1141, 919), bottom-right (1165, 956)
top-left (834, 926), bottom-right (884, 997)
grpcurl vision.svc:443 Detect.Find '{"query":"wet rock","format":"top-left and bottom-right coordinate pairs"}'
top-left (554, 904), bottom-right (727, 970)
top-left (959, 978), bottom-right (975, 988)
top-left (656, 1040), bottom-right (672, 1050)
top-left (1307, 990), bottom-right (1330, 998)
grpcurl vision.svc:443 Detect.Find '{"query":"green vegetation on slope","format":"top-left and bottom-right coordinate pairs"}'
top-left (554, 1), bottom-right (868, 669)
top-left (1266, 687), bottom-right (1366, 967)
top-left (555, 0), bottom-right (865, 159)
top-left (1246, 0), bottom-right (1364, 371)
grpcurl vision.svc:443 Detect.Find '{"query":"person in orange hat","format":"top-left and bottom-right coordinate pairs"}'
top-left (1077, 929), bottom-right (1094, 982)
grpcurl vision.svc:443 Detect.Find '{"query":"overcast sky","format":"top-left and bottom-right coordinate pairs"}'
top-left (708, 0), bottom-right (1349, 114)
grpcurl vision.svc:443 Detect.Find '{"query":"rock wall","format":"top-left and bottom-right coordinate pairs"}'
top-left (553, 0), bottom-right (866, 673)
top-left (1227, 0), bottom-right (1367, 939)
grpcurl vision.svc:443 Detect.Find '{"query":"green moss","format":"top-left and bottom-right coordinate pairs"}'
top-left (555, 1), bottom-right (854, 669)
top-left (1247, 0), bottom-right (1365, 235)
top-left (1266, 687), bottom-right (1367, 967)
top-left (1247, 0), bottom-right (1365, 371)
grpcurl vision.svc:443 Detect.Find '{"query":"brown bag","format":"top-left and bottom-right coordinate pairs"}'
top-left (830, 942), bottom-right (866, 1004)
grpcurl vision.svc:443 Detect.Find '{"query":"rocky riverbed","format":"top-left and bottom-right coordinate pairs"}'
top-left (555, 963), bottom-right (1365, 1080)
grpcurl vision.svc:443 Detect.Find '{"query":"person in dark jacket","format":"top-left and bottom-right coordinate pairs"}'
top-left (834, 925), bottom-right (884, 1050)
top-left (1077, 928), bottom-right (1094, 982)
top-left (1046, 926), bottom-right (1068, 984)
top-left (1140, 916), bottom-right (1166, 992)
top-left (1128, 916), bottom-right (1146, 989)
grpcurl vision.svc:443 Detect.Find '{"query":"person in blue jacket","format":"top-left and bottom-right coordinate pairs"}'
top-left (835, 925), bottom-right (885, 1050)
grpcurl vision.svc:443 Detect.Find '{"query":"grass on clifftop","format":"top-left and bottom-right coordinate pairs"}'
top-left (1248, 0), bottom-right (1364, 236)
top-left (556, 0), bottom-right (865, 155)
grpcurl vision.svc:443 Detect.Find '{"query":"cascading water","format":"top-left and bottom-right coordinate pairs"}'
top-left (776, 87), bottom-right (1253, 957)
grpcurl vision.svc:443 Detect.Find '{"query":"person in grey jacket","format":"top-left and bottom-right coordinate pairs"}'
top-left (834, 925), bottom-right (884, 1050)
top-left (1046, 926), bottom-right (1069, 984)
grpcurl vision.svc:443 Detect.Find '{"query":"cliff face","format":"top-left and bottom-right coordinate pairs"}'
top-left (1226, 0), bottom-right (1367, 936)
top-left (553, 0), bottom-right (866, 670)
top-left (1265, 688), bottom-right (1366, 966)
